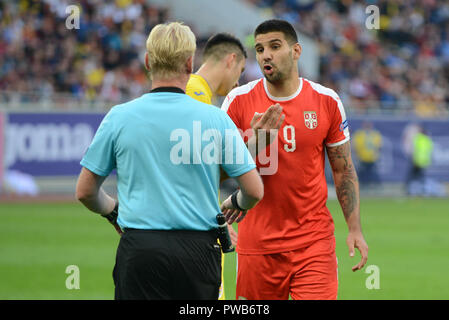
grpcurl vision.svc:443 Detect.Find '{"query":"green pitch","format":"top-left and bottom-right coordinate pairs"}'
top-left (1, 198), bottom-right (448, 299)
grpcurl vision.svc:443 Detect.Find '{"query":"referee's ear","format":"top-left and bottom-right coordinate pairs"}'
top-left (144, 52), bottom-right (151, 72)
top-left (185, 55), bottom-right (194, 74)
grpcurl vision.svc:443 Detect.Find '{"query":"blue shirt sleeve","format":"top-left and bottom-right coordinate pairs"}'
top-left (219, 112), bottom-right (256, 177)
top-left (80, 110), bottom-right (117, 176)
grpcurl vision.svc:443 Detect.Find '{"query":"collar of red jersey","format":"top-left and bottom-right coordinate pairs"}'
top-left (263, 77), bottom-right (303, 102)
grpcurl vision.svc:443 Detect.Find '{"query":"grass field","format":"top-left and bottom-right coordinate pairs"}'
top-left (1, 198), bottom-right (449, 299)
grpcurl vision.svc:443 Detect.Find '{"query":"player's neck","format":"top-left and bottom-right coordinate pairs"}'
top-left (151, 74), bottom-right (189, 92)
top-left (195, 63), bottom-right (220, 95)
top-left (265, 74), bottom-right (300, 98)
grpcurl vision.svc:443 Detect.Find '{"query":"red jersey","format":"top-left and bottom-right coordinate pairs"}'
top-left (221, 77), bottom-right (350, 254)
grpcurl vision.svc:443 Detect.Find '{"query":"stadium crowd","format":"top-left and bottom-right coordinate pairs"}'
top-left (247, 0), bottom-right (449, 116)
top-left (0, 0), bottom-right (169, 106)
top-left (1, 0), bottom-right (448, 116)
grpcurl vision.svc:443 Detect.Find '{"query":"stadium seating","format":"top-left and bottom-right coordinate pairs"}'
top-left (247, 0), bottom-right (449, 116)
top-left (1, 0), bottom-right (448, 116)
top-left (0, 0), bottom-right (169, 108)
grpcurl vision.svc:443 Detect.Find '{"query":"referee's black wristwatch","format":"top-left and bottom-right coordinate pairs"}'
top-left (102, 201), bottom-right (119, 225)
top-left (231, 190), bottom-right (245, 211)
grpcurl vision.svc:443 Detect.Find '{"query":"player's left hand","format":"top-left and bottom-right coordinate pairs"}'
top-left (346, 231), bottom-right (368, 272)
top-left (227, 223), bottom-right (238, 246)
top-left (220, 195), bottom-right (247, 224)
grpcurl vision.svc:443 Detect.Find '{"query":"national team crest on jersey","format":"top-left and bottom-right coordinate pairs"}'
top-left (304, 111), bottom-right (318, 129)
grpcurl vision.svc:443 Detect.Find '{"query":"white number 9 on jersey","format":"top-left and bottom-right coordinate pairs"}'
top-left (283, 125), bottom-right (296, 152)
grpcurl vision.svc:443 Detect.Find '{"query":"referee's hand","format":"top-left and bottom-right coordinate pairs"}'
top-left (102, 202), bottom-right (123, 236)
top-left (110, 221), bottom-right (123, 236)
top-left (221, 195), bottom-right (247, 224)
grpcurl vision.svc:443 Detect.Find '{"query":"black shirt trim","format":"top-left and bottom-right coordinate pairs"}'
top-left (150, 87), bottom-right (185, 94)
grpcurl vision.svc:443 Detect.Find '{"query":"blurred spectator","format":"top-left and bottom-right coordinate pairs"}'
top-left (0, 0), bottom-right (171, 109)
top-left (353, 121), bottom-right (383, 187)
top-left (1, 0), bottom-right (449, 115)
top-left (406, 125), bottom-right (434, 195)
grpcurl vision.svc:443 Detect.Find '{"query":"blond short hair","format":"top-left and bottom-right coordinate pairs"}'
top-left (146, 22), bottom-right (196, 79)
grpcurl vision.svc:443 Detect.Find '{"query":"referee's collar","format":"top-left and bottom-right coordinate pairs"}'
top-left (150, 87), bottom-right (185, 94)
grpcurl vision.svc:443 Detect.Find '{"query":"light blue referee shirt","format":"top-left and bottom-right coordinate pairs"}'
top-left (80, 87), bottom-right (256, 231)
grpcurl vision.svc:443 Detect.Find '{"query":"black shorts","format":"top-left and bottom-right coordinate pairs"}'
top-left (113, 228), bottom-right (221, 300)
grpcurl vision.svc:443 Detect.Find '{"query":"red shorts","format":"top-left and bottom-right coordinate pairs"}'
top-left (236, 235), bottom-right (338, 300)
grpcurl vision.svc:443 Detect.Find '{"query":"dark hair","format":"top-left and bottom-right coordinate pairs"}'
top-left (254, 19), bottom-right (298, 44)
top-left (203, 33), bottom-right (247, 61)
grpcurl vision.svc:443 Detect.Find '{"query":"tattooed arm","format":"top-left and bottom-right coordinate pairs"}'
top-left (327, 141), bottom-right (368, 272)
top-left (326, 141), bottom-right (360, 230)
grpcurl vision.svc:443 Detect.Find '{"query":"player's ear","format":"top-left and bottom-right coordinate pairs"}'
top-left (144, 52), bottom-right (151, 72)
top-left (292, 43), bottom-right (302, 61)
top-left (226, 53), bottom-right (237, 68)
top-left (185, 55), bottom-right (194, 74)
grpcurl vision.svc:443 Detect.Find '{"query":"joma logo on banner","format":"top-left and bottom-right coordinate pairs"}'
top-left (66, 5), bottom-right (81, 30)
top-left (5, 123), bottom-right (94, 166)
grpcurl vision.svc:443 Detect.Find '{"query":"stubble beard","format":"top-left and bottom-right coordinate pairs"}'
top-left (265, 69), bottom-right (284, 84)
top-left (263, 57), bottom-right (294, 85)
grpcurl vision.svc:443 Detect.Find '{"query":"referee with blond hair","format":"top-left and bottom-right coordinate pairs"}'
top-left (75, 22), bottom-right (263, 300)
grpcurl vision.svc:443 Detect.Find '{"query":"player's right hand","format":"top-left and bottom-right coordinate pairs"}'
top-left (250, 103), bottom-right (285, 148)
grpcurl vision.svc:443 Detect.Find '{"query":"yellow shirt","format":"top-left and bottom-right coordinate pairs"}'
top-left (186, 74), bottom-right (213, 105)
top-left (187, 73), bottom-right (227, 300)
top-left (413, 133), bottom-right (433, 168)
top-left (353, 129), bottom-right (382, 163)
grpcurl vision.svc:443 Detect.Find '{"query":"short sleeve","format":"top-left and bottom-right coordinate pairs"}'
top-left (219, 112), bottom-right (256, 177)
top-left (80, 110), bottom-right (117, 176)
top-left (325, 94), bottom-right (350, 147)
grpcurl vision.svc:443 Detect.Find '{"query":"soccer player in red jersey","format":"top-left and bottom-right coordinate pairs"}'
top-left (221, 19), bottom-right (369, 300)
